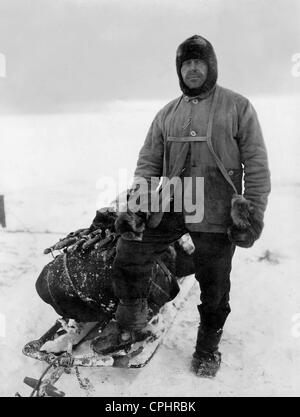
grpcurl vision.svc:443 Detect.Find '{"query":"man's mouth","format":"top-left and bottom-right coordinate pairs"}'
top-left (187, 74), bottom-right (202, 80)
top-left (187, 75), bottom-right (202, 81)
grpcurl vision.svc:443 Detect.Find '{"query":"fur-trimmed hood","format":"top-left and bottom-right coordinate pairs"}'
top-left (176, 35), bottom-right (218, 97)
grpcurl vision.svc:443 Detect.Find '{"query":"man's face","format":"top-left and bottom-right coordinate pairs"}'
top-left (180, 59), bottom-right (208, 90)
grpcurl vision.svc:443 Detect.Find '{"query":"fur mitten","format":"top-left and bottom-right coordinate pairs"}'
top-left (227, 195), bottom-right (263, 248)
top-left (115, 210), bottom-right (147, 241)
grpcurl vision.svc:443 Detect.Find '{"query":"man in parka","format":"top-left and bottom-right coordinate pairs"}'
top-left (109, 35), bottom-right (271, 377)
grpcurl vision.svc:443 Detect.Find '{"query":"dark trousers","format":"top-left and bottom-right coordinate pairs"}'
top-left (112, 212), bottom-right (235, 330)
top-left (190, 232), bottom-right (235, 330)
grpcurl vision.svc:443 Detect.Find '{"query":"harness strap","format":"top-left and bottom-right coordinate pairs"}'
top-left (206, 87), bottom-right (238, 194)
top-left (167, 136), bottom-right (207, 142)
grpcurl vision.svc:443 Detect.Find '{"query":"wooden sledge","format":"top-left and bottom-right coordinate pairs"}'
top-left (20, 274), bottom-right (196, 397)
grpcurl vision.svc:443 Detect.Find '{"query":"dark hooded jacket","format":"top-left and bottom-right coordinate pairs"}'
top-left (132, 35), bottom-right (271, 233)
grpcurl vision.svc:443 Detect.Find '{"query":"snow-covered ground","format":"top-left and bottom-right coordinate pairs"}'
top-left (0, 96), bottom-right (300, 397)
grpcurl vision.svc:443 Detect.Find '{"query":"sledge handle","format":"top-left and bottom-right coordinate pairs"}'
top-left (23, 377), bottom-right (65, 397)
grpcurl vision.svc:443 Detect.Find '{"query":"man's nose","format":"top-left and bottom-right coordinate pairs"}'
top-left (190, 61), bottom-right (197, 70)
top-left (190, 61), bottom-right (201, 72)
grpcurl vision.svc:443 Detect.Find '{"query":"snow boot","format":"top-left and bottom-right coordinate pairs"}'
top-left (91, 320), bottom-right (150, 355)
top-left (191, 350), bottom-right (222, 378)
top-left (191, 326), bottom-right (223, 378)
top-left (91, 298), bottom-right (150, 355)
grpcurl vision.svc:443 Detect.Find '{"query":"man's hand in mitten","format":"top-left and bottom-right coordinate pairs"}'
top-left (227, 195), bottom-right (264, 248)
top-left (89, 207), bottom-right (117, 234)
top-left (115, 210), bottom-right (147, 241)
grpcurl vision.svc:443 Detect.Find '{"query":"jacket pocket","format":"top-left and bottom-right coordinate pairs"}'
top-left (204, 167), bottom-right (242, 226)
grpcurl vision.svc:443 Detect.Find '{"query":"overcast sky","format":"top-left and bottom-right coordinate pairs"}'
top-left (0, 0), bottom-right (299, 113)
